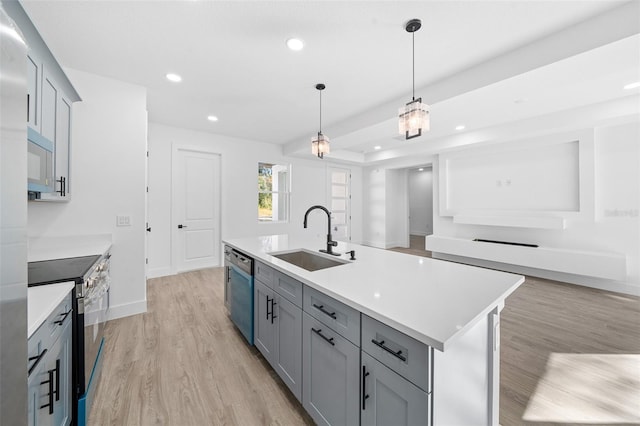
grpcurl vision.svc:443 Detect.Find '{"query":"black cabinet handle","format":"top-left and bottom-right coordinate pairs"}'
top-left (54, 309), bottom-right (72, 326)
top-left (266, 295), bottom-right (272, 320)
top-left (55, 176), bottom-right (66, 196)
top-left (54, 359), bottom-right (60, 401)
top-left (312, 303), bottom-right (337, 320)
top-left (40, 369), bottom-right (54, 415)
top-left (28, 348), bottom-right (48, 375)
top-left (311, 328), bottom-right (335, 346)
top-left (270, 299), bottom-right (277, 324)
top-left (178, 224), bottom-right (187, 229)
top-left (362, 365), bottom-right (370, 410)
top-left (371, 339), bottom-right (407, 362)
top-left (146, 227), bottom-right (151, 232)
top-left (27, 94), bottom-right (30, 121)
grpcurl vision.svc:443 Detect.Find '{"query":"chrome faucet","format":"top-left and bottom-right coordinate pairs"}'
top-left (303, 205), bottom-right (340, 256)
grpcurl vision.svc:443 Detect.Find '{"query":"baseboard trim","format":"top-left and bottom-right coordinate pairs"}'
top-left (107, 299), bottom-right (147, 320)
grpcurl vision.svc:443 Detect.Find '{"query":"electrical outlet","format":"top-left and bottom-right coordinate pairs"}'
top-left (116, 215), bottom-right (131, 227)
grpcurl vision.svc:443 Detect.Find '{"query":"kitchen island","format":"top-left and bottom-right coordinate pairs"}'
top-left (224, 234), bottom-right (524, 426)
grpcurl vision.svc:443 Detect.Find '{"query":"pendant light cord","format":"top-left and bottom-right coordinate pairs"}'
top-left (412, 31), bottom-right (415, 101)
top-left (319, 89), bottom-right (322, 134)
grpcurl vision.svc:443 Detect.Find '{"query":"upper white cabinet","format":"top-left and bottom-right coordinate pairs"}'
top-left (4, 0), bottom-right (81, 201)
top-left (26, 52), bottom-right (41, 132)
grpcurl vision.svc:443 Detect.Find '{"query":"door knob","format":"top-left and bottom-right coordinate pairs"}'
top-left (178, 224), bottom-right (187, 229)
top-left (146, 227), bottom-right (151, 232)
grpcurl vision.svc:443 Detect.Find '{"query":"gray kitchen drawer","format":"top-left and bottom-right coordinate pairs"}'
top-left (273, 270), bottom-right (303, 308)
top-left (361, 314), bottom-right (432, 392)
top-left (303, 285), bottom-right (360, 345)
top-left (28, 290), bottom-right (72, 374)
top-left (255, 260), bottom-right (275, 288)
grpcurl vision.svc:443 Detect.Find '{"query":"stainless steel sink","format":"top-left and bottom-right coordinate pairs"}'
top-left (269, 249), bottom-right (349, 272)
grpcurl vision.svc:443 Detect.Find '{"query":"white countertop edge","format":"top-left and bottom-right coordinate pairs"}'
top-left (28, 282), bottom-right (74, 338)
top-left (224, 236), bottom-right (525, 352)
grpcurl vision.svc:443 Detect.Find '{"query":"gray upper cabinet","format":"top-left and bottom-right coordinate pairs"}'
top-left (4, 0), bottom-right (80, 201)
top-left (361, 352), bottom-right (430, 426)
top-left (55, 95), bottom-right (72, 196)
top-left (26, 53), bottom-right (40, 131)
top-left (254, 271), bottom-right (302, 401)
top-left (40, 66), bottom-right (57, 144)
top-left (302, 312), bottom-right (359, 426)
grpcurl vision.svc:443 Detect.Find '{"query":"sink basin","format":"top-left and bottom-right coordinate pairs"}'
top-left (269, 249), bottom-right (349, 272)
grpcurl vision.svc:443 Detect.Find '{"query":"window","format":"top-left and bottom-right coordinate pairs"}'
top-left (258, 162), bottom-right (290, 222)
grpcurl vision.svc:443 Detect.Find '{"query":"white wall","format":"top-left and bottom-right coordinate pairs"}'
top-left (28, 69), bottom-right (148, 319)
top-left (409, 168), bottom-right (433, 236)
top-left (431, 121), bottom-right (639, 295)
top-left (147, 123), bottom-right (362, 277)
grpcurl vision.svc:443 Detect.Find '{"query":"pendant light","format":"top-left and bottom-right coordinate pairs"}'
top-left (398, 18), bottom-right (430, 139)
top-left (311, 83), bottom-right (330, 158)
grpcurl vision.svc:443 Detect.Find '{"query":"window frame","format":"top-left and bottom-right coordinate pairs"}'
top-left (258, 162), bottom-right (291, 223)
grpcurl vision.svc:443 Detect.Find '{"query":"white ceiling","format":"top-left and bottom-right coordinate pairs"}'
top-left (20, 0), bottom-right (640, 163)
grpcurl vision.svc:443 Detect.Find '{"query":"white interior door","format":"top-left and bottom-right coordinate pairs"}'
top-left (172, 146), bottom-right (221, 273)
top-left (328, 168), bottom-right (351, 241)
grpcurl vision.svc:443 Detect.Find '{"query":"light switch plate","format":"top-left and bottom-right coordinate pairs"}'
top-left (116, 215), bottom-right (131, 227)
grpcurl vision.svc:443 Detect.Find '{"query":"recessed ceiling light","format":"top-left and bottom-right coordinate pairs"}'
top-left (166, 73), bottom-right (182, 83)
top-left (207, 115), bottom-right (218, 122)
top-left (455, 125), bottom-right (465, 131)
top-left (418, 168), bottom-right (424, 171)
top-left (624, 81), bottom-right (640, 90)
top-left (286, 38), bottom-right (304, 51)
top-left (374, 146), bottom-right (381, 150)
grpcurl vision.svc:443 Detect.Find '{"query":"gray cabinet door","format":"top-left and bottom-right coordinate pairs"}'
top-left (303, 312), bottom-right (359, 426)
top-left (254, 279), bottom-right (275, 364)
top-left (40, 66), bottom-right (57, 143)
top-left (55, 94), bottom-right (71, 196)
top-left (27, 54), bottom-right (40, 131)
top-left (46, 316), bottom-right (72, 426)
top-left (361, 352), bottom-right (430, 426)
top-left (274, 294), bottom-right (302, 400)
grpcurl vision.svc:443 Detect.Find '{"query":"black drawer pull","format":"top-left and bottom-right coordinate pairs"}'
top-left (54, 359), bottom-right (60, 401)
top-left (362, 365), bottom-right (370, 410)
top-left (371, 339), bottom-right (407, 362)
top-left (311, 328), bottom-right (335, 346)
top-left (312, 303), bottom-right (337, 319)
top-left (28, 348), bottom-right (48, 375)
top-left (54, 309), bottom-right (72, 325)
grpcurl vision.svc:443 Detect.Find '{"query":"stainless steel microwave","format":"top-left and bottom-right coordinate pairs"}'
top-left (27, 128), bottom-right (54, 193)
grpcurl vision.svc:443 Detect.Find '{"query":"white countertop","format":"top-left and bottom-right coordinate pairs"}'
top-left (224, 234), bottom-right (525, 351)
top-left (28, 234), bottom-right (112, 262)
top-left (28, 282), bottom-right (74, 338)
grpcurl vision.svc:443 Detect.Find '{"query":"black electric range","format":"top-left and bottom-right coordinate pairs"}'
top-left (28, 255), bottom-right (101, 287)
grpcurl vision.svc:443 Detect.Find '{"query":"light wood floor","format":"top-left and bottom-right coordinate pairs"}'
top-left (90, 248), bottom-right (640, 426)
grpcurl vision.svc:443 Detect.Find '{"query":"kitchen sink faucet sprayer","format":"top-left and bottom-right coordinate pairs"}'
top-left (303, 205), bottom-right (340, 256)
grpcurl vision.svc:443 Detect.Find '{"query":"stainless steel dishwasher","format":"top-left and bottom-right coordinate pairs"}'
top-left (224, 246), bottom-right (254, 345)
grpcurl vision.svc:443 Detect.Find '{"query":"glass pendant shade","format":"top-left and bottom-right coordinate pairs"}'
top-left (311, 132), bottom-right (330, 158)
top-left (398, 97), bottom-right (430, 139)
